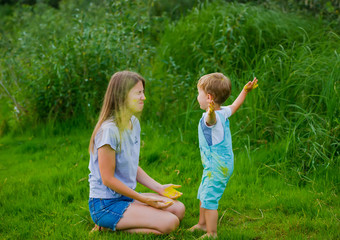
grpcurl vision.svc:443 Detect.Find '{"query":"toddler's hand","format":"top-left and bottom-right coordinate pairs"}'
top-left (244, 77), bottom-right (258, 92)
top-left (161, 185), bottom-right (183, 199)
top-left (207, 101), bottom-right (215, 116)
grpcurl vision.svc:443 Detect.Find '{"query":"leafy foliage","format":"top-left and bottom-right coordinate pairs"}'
top-left (0, 0), bottom-right (339, 174)
top-left (150, 1), bottom-right (339, 172)
top-left (0, 1), bottom-right (156, 123)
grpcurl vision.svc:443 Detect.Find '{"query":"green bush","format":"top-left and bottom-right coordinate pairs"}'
top-left (0, 0), bottom-right (156, 123)
top-left (0, 1), bottom-right (338, 174)
top-left (150, 2), bottom-right (318, 124)
top-left (149, 1), bottom-right (339, 172)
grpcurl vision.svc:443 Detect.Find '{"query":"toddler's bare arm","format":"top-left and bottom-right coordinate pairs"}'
top-left (229, 77), bottom-right (258, 115)
top-left (205, 101), bottom-right (217, 126)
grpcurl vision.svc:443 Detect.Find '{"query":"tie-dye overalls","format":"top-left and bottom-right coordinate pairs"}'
top-left (197, 111), bottom-right (234, 210)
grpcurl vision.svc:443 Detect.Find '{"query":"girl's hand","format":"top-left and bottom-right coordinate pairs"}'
top-left (143, 195), bottom-right (174, 209)
top-left (159, 184), bottom-right (183, 199)
top-left (244, 77), bottom-right (258, 92)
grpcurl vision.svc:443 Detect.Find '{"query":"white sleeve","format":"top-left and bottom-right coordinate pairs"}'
top-left (221, 106), bottom-right (232, 118)
top-left (95, 125), bottom-right (119, 151)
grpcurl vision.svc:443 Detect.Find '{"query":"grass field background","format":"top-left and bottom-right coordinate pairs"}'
top-left (0, 0), bottom-right (339, 239)
top-left (0, 124), bottom-right (338, 239)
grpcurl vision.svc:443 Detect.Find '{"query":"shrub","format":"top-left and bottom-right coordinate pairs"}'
top-left (149, 1), bottom-right (339, 172)
top-left (0, 0), bottom-right (156, 124)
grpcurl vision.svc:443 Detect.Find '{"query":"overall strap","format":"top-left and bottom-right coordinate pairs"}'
top-left (198, 118), bottom-right (209, 148)
top-left (216, 111), bottom-right (226, 128)
top-left (199, 112), bottom-right (227, 148)
top-left (215, 111), bottom-right (230, 146)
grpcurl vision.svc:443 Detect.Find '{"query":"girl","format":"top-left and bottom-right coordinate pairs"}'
top-left (88, 71), bottom-right (185, 234)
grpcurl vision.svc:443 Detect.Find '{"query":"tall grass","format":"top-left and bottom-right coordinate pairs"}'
top-left (0, 1), bottom-right (156, 124)
top-left (148, 1), bottom-right (339, 174)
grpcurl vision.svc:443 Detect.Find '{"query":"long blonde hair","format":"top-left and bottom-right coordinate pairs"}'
top-left (89, 71), bottom-right (145, 153)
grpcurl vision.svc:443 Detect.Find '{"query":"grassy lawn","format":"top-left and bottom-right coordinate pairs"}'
top-left (0, 126), bottom-right (338, 239)
top-left (0, 1), bottom-right (339, 239)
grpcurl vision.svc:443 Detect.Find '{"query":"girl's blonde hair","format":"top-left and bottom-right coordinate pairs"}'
top-left (89, 71), bottom-right (145, 153)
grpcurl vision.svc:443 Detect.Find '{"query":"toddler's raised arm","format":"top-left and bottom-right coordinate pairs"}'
top-left (228, 77), bottom-right (258, 115)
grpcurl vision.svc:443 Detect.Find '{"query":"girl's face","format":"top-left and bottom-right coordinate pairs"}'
top-left (126, 81), bottom-right (146, 113)
top-left (197, 87), bottom-right (210, 110)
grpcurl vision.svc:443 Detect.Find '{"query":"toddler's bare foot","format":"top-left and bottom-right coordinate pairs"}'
top-left (199, 232), bottom-right (218, 239)
top-left (188, 223), bottom-right (207, 232)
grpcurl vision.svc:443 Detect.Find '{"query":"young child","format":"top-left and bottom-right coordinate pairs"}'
top-left (190, 73), bottom-right (258, 238)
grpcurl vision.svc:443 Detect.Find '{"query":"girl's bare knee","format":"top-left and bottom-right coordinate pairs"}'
top-left (160, 214), bottom-right (180, 234)
top-left (175, 201), bottom-right (185, 220)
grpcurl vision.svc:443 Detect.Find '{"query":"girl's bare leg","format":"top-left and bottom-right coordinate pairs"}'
top-left (90, 224), bottom-right (161, 234)
top-left (91, 193), bottom-right (185, 234)
top-left (137, 193), bottom-right (185, 220)
top-left (116, 202), bottom-right (180, 234)
top-left (123, 228), bottom-right (162, 234)
top-left (189, 202), bottom-right (207, 232)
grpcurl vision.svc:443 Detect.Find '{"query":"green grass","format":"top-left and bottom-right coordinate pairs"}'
top-left (0, 125), bottom-right (338, 239)
top-left (147, 1), bottom-right (339, 176)
top-left (0, 1), bottom-right (339, 239)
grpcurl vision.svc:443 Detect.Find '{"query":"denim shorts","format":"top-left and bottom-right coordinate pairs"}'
top-left (89, 196), bottom-right (134, 231)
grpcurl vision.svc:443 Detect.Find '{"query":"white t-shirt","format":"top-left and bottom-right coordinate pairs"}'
top-left (88, 116), bottom-right (141, 198)
top-left (200, 106), bottom-right (232, 146)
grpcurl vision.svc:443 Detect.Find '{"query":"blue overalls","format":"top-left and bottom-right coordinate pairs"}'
top-left (197, 111), bottom-right (234, 210)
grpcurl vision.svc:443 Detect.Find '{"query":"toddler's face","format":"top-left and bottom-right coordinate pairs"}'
top-left (197, 87), bottom-right (209, 110)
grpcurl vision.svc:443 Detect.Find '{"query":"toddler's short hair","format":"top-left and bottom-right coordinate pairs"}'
top-left (197, 73), bottom-right (231, 105)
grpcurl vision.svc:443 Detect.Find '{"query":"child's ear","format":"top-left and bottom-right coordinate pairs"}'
top-left (207, 94), bottom-right (213, 102)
